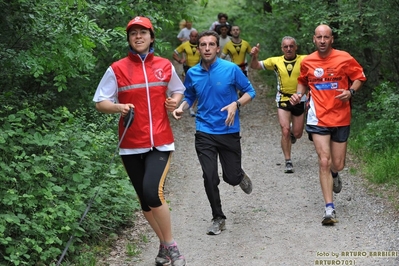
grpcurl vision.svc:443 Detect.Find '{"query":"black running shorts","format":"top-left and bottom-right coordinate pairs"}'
top-left (306, 125), bottom-right (350, 143)
top-left (277, 101), bottom-right (305, 116)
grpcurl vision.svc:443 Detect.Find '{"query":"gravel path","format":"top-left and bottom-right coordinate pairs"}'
top-left (99, 69), bottom-right (399, 266)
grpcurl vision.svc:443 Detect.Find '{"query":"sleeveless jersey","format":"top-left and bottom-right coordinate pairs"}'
top-left (111, 52), bottom-right (174, 148)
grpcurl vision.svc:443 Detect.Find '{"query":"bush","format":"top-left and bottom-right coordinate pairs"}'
top-left (0, 104), bottom-right (140, 265)
top-left (359, 81), bottom-right (399, 152)
top-left (350, 81), bottom-right (399, 186)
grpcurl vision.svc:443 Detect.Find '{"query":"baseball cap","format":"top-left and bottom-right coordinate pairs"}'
top-left (126, 16), bottom-right (154, 33)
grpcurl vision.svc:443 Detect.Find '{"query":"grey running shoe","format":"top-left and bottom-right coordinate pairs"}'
top-left (239, 172), bottom-right (253, 194)
top-left (207, 217), bottom-right (226, 235)
top-left (322, 206), bottom-right (338, 225)
top-left (333, 174), bottom-right (342, 193)
top-left (284, 160), bottom-right (294, 174)
top-left (166, 242), bottom-right (186, 266)
top-left (155, 244), bottom-right (171, 266)
top-left (290, 132), bottom-right (297, 144)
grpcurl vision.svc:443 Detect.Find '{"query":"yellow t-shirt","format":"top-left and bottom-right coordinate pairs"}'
top-left (174, 41), bottom-right (200, 67)
top-left (261, 54), bottom-right (307, 101)
top-left (222, 40), bottom-right (251, 66)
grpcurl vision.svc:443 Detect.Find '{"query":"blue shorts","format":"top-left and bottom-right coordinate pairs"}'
top-left (306, 125), bottom-right (350, 143)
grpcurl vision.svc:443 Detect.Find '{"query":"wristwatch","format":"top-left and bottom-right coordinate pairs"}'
top-left (236, 100), bottom-right (241, 110)
top-left (349, 88), bottom-right (356, 97)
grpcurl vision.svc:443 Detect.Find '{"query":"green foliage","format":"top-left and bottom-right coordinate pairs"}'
top-left (0, 0), bottom-right (112, 95)
top-left (352, 82), bottom-right (399, 151)
top-left (1, 0), bottom-right (197, 112)
top-left (350, 81), bottom-right (399, 185)
top-left (0, 104), bottom-right (139, 265)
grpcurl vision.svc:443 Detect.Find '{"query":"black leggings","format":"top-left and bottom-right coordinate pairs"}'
top-left (121, 149), bottom-right (172, 212)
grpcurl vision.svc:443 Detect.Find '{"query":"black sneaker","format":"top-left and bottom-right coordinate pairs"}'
top-left (290, 132), bottom-right (297, 144)
top-left (207, 217), bottom-right (226, 235)
top-left (155, 244), bottom-right (171, 266)
top-left (284, 160), bottom-right (294, 174)
top-left (239, 172), bottom-right (253, 194)
top-left (333, 173), bottom-right (342, 193)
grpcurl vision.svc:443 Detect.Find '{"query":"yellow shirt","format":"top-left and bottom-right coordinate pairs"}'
top-left (261, 55), bottom-right (307, 101)
top-left (222, 40), bottom-right (251, 66)
top-left (174, 41), bottom-right (200, 67)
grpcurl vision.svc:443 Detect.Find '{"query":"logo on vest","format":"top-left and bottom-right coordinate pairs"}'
top-left (154, 68), bottom-right (166, 80)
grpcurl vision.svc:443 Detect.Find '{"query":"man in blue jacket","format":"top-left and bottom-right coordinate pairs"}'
top-left (173, 30), bottom-right (256, 236)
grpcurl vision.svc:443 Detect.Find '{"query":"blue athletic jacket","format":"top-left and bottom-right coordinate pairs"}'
top-left (183, 57), bottom-right (256, 134)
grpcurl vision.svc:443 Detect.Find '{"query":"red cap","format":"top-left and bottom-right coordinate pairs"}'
top-left (126, 16), bottom-right (154, 33)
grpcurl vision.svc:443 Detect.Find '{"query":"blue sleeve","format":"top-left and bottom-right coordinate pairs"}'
top-left (235, 66), bottom-right (256, 99)
top-left (183, 72), bottom-right (196, 107)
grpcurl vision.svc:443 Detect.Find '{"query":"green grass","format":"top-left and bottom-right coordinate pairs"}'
top-left (362, 148), bottom-right (399, 185)
top-left (126, 242), bottom-right (141, 257)
top-left (349, 115), bottom-right (399, 209)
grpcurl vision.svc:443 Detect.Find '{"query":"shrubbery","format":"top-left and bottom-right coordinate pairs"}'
top-left (350, 81), bottom-right (399, 185)
top-left (0, 103), bottom-right (140, 265)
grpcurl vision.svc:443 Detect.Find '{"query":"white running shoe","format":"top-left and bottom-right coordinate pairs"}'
top-left (322, 206), bottom-right (338, 225)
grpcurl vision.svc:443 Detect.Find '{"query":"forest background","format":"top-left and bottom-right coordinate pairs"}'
top-left (0, 0), bottom-right (398, 265)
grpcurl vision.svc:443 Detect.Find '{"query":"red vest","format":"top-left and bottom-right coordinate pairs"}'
top-left (111, 52), bottom-right (174, 149)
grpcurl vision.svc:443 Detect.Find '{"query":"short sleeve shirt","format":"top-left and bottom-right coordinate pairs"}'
top-left (298, 49), bottom-right (366, 126)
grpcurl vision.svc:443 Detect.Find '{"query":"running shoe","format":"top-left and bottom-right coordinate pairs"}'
top-left (166, 242), bottom-right (186, 266)
top-left (155, 244), bottom-right (171, 266)
top-left (239, 172), bottom-right (253, 194)
top-left (333, 173), bottom-right (342, 193)
top-left (322, 206), bottom-right (338, 225)
top-left (207, 217), bottom-right (226, 235)
top-left (285, 160), bottom-right (294, 174)
top-left (290, 132), bottom-right (297, 144)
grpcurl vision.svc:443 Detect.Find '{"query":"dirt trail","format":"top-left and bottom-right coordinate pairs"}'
top-left (100, 69), bottom-right (399, 266)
